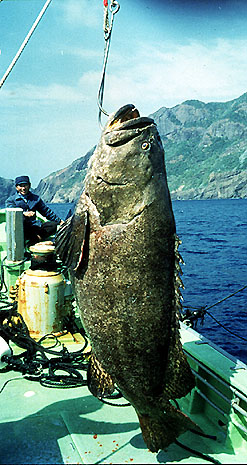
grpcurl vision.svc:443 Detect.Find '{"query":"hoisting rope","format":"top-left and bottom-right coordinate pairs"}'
top-left (97, 0), bottom-right (120, 128)
top-left (181, 284), bottom-right (247, 342)
top-left (0, 0), bottom-right (53, 89)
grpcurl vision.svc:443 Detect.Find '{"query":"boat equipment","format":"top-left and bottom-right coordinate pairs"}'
top-left (0, 0), bottom-right (53, 89)
top-left (5, 208), bottom-right (24, 262)
top-left (182, 286), bottom-right (247, 343)
top-left (0, 334), bottom-right (12, 369)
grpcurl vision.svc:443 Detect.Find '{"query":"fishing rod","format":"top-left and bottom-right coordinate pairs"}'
top-left (181, 284), bottom-right (247, 342)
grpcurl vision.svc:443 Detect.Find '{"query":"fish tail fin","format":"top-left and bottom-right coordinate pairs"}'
top-left (87, 353), bottom-right (115, 398)
top-left (137, 404), bottom-right (196, 453)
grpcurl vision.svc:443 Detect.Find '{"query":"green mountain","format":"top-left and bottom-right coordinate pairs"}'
top-left (1, 93), bottom-right (247, 206)
top-left (0, 177), bottom-right (16, 207)
top-left (34, 147), bottom-right (95, 203)
top-left (149, 92), bottom-right (247, 199)
top-left (39, 91), bottom-right (245, 202)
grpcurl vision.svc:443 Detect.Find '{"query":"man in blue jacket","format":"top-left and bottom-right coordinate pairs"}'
top-left (6, 175), bottom-right (63, 245)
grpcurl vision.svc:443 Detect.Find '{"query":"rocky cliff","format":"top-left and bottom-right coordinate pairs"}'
top-left (0, 177), bottom-right (16, 207)
top-left (37, 92), bottom-right (246, 203)
top-left (150, 92), bottom-right (247, 199)
top-left (34, 147), bottom-right (95, 203)
top-left (1, 93), bottom-right (247, 205)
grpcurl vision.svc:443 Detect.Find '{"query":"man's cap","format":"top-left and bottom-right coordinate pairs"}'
top-left (15, 175), bottom-right (30, 186)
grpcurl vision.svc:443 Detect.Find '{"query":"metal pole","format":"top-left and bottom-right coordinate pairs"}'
top-left (6, 208), bottom-right (24, 261)
top-left (0, 0), bottom-right (53, 89)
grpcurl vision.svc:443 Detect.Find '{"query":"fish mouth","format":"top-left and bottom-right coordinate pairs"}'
top-left (107, 104), bottom-right (154, 131)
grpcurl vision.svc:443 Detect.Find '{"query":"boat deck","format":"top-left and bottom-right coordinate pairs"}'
top-left (0, 325), bottom-right (246, 464)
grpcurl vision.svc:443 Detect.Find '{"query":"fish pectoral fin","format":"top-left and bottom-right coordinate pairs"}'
top-left (87, 353), bottom-right (115, 398)
top-left (137, 404), bottom-right (197, 453)
top-left (55, 209), bottom-right (88, 270)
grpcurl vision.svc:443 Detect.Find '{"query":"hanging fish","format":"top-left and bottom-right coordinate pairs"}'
top-left (55, 104), bottom-right (196, 452)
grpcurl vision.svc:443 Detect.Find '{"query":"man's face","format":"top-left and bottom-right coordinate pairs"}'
top-left (16, 183), bottom-right (30, 195)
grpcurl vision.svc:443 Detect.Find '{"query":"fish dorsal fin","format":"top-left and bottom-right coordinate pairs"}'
top-left (174, 233), bottom-right (184, 312)
top-left (55, 209), bottom-right (88, 271)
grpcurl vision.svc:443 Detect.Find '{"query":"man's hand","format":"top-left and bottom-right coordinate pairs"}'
top-left (23, 211), bottom-right (35, 217)
top-left (57, 220), bottom-right (65, 231)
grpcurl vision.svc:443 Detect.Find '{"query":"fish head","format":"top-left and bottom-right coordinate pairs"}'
top-left (85, 104), bottom-right (172, 225)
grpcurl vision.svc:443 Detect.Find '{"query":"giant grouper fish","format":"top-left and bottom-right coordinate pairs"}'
top-left (55, 104), bottom-right (196, 452)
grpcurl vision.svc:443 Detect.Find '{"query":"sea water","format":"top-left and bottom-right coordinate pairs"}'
top-left (173, 198), bottom-right (247, 364)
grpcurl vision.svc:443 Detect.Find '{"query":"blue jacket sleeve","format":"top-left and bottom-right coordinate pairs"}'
top-left (5, 195), bottom-right (17, 208)
top-left (36, 198), bottom-right (61, 223)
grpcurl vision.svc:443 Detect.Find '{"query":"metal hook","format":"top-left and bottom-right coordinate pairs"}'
top-left (110, 1), bottom-right (120, 14)
top-left (98, 1), bottom-right (120, 127)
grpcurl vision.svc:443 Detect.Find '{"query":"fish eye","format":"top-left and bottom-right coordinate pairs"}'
top-left (142, 142), bottom-right (150, 150)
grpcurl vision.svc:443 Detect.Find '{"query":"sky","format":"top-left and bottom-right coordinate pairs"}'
top-left (1, 0), bottom-right (247, 187)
